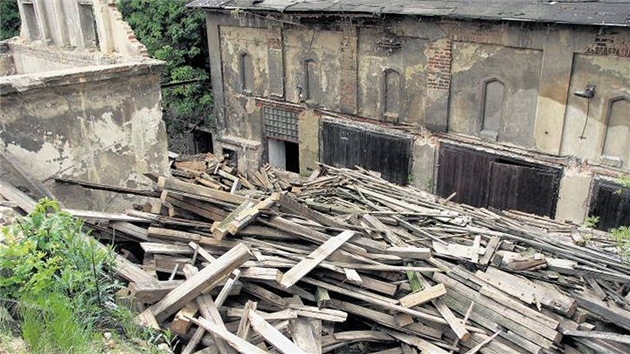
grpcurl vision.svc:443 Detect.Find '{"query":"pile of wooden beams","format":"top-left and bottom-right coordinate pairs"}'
top-left (2, 152), bottom-right (630, 354)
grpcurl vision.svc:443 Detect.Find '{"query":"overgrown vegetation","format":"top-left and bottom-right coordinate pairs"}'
top-left (0, 0), bottom-right (20, 40)
top-left (118, 0), bottom-right (214, 153)
top-left (0, 200), bottom-right (168, 353)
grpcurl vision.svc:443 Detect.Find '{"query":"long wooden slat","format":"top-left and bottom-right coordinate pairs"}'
top-left (143, 243), bottom-right (251, 322)
top-left (280, 230), bottom-right (355, 288)
top-left (248, 310), bottom-right (308, 354)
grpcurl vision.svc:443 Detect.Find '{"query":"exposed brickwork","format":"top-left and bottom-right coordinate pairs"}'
top-left (584, 29), bottom-right (630, 57)
top-left (427, 38), bottom-right (452, 91)
top-left (107, 2), bottom-right (149, 57)
top-left (8, 42), bottom-right (119, 67)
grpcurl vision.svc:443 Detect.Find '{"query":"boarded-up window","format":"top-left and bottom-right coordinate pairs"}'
top-left (480, 79), bottom-right (505, 141)
top-left (239, 53), bottom-right (254, 93)
top-left (437, 144), bottom-right (561, 218)
top-left (601, 97), bottom-right (630, 168)
top-left (304, 59), bottom-right (319, 101)
top-left (589, 180), bottom-right (630, 231)
top-left (321, 121), bottom-right (412, 185)
top-left (384, 69), bottom-right (401, 116)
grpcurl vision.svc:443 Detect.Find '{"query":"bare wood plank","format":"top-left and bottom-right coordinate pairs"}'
top-left (143, 243), bottom-right (251, 322)
top-left (386, 246), bottom-right (431, 260)
top-left (564, 330), bottom-right (630, 345)
top-left (158, 176), bottom-right (248, 205)
top-left (288, 296), bottom-right (321, 354)
top-left (189, 316), bottom-right (266, 354)
top-left (280, 230), bottom-right (355, 288)
top-left (465, 330), bottom-right (502, 354)
top-left (415, 273), bottom-right (470, 342)
top-left (248, 309), bottom-right (308, 354)
top-left (399, 283), bottom-right (446, 308)
top-left (479, 236), bottom-right (501, 266)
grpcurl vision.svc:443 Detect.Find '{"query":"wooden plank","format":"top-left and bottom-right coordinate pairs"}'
top-left (189, 316), bottom-right (266, 354)
top-left (143, 243), bottom-right (251, 322)
top-left (434, 272), bottom-right (562, 344)
top-left (183, 265), bottom-right (235, 354)
top-left (171, 301), bottom-right (200, 336)
top-left (564, 330), bottom-right (630, 345)
top-left (280, 230), bottom-right (355, 288)
top-left (328, 300), bottom-right (443, 340)
top-left (110, 221), bottom-right (149, 241)
top-left (399, 283), bottom-right (446, 308)
top-left (386, 246), bottom-right (431, 260)
top-left (288, 296), bottom-right (321, 354)
top-left (158, 176), bottom-right (248, 205)
top-left (481, 267), bottom-right (576, 316)
top-left (573, 293), bottom-right (630, 332)
top-left (248, 309), bottom-right (308, 354)
top-left (278, 192), bottom-right (347, 228)
top-left (479, 236), bottom-right (500, 266)
top-left (414, 273), bottom-right (470, 342)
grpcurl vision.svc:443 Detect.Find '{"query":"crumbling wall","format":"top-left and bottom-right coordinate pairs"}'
top-left (0, 63), bottom-right (170, 210)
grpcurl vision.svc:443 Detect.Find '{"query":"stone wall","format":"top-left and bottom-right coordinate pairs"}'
top-left (0, 62), bottom-right (170, 210)
top-left (203, 12), bottom-right (630, 224)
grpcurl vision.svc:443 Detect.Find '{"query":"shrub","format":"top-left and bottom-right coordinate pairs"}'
top-left (0, 199), bottom-right (120, 353)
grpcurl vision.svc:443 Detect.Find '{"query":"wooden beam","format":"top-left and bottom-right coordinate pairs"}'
top-left (143, 243), bottom-right (251, 322)
top-left (280, 230), bottom-right (355, 288)
top-left (248, 309), bottom-right (308, 354)
top-left (399, 283), bottom-right (446, 308)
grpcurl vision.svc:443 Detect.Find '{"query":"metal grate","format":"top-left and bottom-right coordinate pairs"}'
top-left (264, 107), bottom-right (299, 143)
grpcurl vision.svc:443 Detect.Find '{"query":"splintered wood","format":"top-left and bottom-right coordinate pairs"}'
top-left (3, 152), bottom-right (630, 354)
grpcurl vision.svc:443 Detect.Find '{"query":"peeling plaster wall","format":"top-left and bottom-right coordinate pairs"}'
top-left (560, 54), bottom-right (630, 171)
top-left (357, 27), bottom-right (428, 125)
top-left (204, 11), bottom-right (630, 223)
top-left (0, 63), bottom-right (170, 210)
top-left (449, 42), bottom-right (542, 148)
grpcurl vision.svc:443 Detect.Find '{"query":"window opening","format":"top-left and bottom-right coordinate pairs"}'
top-left (78, 4), bottom-right (98, 48)
top-left (239, 53), bottom-right (253, 93)
top-left (22, 2), bottom-right (40, 41)
top-left (222, 148), bottom-right (237, 168)
top-left (480, 78), bottom-right (505, 141)
top-left (384, 69), bottom-right (401, 116)
top-left (303, 59), bottom-right (318, 101)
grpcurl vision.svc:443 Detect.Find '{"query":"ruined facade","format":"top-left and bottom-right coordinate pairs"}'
top-left (0, 0), bottom-right (170, 210)
top-left (189, 0), bottom-right (630, 228)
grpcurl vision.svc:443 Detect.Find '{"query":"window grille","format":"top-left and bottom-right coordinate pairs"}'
top-left (264, 107), bottom-right (299, 143)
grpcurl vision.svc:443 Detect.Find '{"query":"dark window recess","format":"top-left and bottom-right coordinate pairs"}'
top-left (321, 121), bottom-right (412, 185)
top-left (78, 4), bottom-right (98, 48)
top-left (239, 53), bottom-right (254, 93)
top-left (589, 181), bottom-right (630, 231)
top-left (436, 144), bottom-right (561, 218)
top-left (192, 130), bottom-right (213, 154)
top-left (264, 107), bottom-right (299, 143)
top-left (222, 148), bottom-right (237, 168)
top-left (23, 3), bottom-right (40, 41)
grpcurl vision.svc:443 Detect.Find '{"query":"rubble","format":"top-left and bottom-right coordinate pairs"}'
top-left (1, 152), bottom-right (630, 354)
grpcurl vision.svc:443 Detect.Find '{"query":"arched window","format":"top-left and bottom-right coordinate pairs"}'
top-left (480, 78), bottom-right (505, 141)
top-left (303, 59), bottom-right (318, 101)
top-left (601, 96), bottom-right (630, 168)
top-left (384, 69), bottom-right (401, 116)
top-left (239, 52), bottom-right (253, 93)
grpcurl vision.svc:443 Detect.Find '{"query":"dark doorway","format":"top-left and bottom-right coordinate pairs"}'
top-left (321, 121), bottom-right (412, 185)
top-left (437, 144), bottom-right (561, 218)
top-left (268, 138), bottom-right (300, 173)
top-left (589, 181), bottom-right (630, 231)
top-left (192, 130), bottom-right (213, 154)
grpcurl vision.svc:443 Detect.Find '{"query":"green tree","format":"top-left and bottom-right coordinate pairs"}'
top-left (0, 0), bottom-right (20, 40)
top-left (118, 0), bottom-right (213, 151)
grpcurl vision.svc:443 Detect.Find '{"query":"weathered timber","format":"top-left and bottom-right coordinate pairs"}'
top-left (142, 243), bottom-right (251, 322)
top-left (280, 230), bottom-right (355, 288)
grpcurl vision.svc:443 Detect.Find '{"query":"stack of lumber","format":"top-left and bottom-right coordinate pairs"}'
top-left (2, 152), bottom-right (630, 354)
